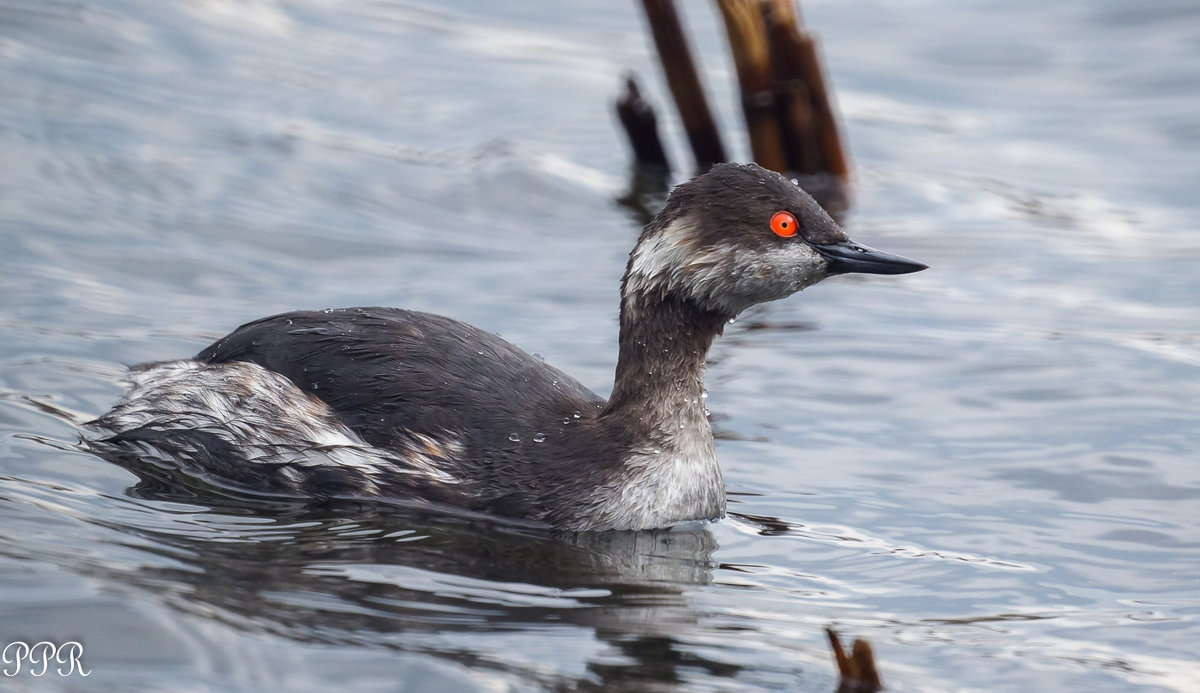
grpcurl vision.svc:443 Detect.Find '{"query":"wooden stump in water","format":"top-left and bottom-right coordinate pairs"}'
top-left (615, 75), bottom-right (671, 176)
top-left (827, 627), bottom-right (883, 693)
top-left (615, 75), bottom-right (672, 222)
top-left (617, 0), bottom-right (850, 217)
top-left (638, 0), bottom-right (727, 173)
top-left (717, 0), bottom-right (787, 174)
top-left (760, 0), bottom-right (849, 178)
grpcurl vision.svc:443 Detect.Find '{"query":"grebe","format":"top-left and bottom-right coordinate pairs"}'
top-left (85, 163), bottom-right (926, 531)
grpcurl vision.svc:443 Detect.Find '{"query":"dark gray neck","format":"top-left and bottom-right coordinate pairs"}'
top-left (580, 291), bottom-right (730, 529)
top-left (604, 292), bottom-right (729, 432)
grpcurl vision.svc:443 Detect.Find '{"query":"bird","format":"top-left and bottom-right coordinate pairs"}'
top-left (85, 162), bottom-right (926, 531)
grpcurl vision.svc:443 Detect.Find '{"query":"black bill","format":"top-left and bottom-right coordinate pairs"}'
top-left (815, 239), bottom-right (928, 276)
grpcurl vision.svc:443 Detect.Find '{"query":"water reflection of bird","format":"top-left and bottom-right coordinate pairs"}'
top-left (108, 480), bottom-right (727, 692)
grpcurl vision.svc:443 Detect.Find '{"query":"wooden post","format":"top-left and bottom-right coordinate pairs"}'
top-left (639, 0), bottom-right (728, 173)
top-left (615, 74), bottom-right (671, 175)
top-left (762, 0), bottom-right (849, 177)
top-left (716, 0), bottom-right (787, 173)
top-left (826, 627), bottom-right (883, 693)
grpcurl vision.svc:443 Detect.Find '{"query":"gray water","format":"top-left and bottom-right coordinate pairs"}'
top-left (2, 1), bottom-right (1198, 691)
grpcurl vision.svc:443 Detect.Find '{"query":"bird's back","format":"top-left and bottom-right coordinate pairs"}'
top-left (86, 308), bottom-right (621, 522)
top-left (197, 307), bottom-right (604, 450)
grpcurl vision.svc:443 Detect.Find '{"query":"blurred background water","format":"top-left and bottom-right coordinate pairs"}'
top-left (1, 0), bottom-right (1198, 691)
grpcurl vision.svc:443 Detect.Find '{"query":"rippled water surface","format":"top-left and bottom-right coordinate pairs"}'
top-left (2, 1), bottom-right (1198, 691)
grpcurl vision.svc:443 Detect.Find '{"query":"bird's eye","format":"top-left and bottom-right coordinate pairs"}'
top-left (770, 211), bottom-right (798, 238)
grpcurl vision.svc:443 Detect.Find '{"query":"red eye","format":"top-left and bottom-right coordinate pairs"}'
top-left (770, 210), bottom-right (797, 237)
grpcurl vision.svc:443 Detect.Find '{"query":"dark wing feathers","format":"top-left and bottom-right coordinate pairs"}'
top-left (196, 308), bottom-right (604, 451)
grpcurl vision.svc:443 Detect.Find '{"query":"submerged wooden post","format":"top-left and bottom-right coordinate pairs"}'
top-left (827, 627), bottom-right (883, 693)
top-left (619, 0), bottom-right (851, 215)
top-left (615, 74), bottom-right (671, 176)
top-left (639, 0), bottom-right (727, 173)
top-left (762, 0), bottom-right (817, 173)
top-left (615, 75), bottom-right (672, 221)
top-left (761, 0), bottom-right (849, 177)
top-left (715, 0), bottom-right (787, 173)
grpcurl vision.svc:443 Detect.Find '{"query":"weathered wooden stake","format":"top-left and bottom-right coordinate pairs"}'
top-left (762, 0), bottom-right (849, 176)
top-left (639, 0), bottom-right (727, 173)
top-left (716, 0), bottom-right (787, 173)
top-left (826, 627), bottom-right (883, 693)
top-left (615, 74), bottom-right (671, 175)
top-left (620, 0), bottom-right (850, 215)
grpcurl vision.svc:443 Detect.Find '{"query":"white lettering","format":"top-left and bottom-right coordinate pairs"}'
top-left (2, 641), bottom-right (90, 677)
